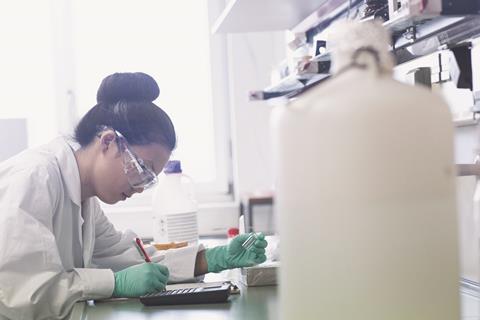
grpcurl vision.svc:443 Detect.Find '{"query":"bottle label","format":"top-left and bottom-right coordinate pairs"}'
top-left (153, 211), bottom-right (198, 243)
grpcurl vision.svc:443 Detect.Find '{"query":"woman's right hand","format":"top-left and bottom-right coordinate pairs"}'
top-left (112, 263), bottom-right (169, 297)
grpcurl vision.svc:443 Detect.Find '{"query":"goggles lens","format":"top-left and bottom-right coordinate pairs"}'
top-left (115, 130), bottom-right (158, 190)
top-left (122, 153), bottom-right (158, 189)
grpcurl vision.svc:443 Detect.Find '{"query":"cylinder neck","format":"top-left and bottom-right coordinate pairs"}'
top-left (328, 20), bottom-right (394, 76)
top-left (334, 46), bottom-right (389, 77)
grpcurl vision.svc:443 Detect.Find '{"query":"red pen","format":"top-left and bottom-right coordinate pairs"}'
top-left (134, 237), bottom-right (152, 263)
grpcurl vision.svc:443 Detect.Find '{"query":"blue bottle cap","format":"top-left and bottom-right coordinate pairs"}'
top-left (163, 160), bottom-right (182, 174)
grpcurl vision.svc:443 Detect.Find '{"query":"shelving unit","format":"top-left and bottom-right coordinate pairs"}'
top-left (214, 0), bottom-right (480, 128)
top-left (250, 14), bottom-right (480, 101)
top-left (249, 73), bottom-right (329, 101)
top-left (310, 15), bottom-right (476, 62)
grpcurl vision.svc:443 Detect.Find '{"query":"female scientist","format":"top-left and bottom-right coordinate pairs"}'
top-left (0, 72), bottom-right (267, 319)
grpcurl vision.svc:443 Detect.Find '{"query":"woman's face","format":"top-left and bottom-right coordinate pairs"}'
top-left (94, 131), bottom-right (171, 204)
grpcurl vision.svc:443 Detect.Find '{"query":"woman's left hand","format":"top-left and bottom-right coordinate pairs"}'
top-left (205, 233), bottom-right (268, 273)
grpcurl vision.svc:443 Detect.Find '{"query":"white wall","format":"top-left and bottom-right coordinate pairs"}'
top-left (455, 125), bottom-right (480, 282)
top-left (227, 31), bottom-right (286, 199)
top-left (451, 38), bottom-right (480, 283)
top-left (0, 119), bottom-right (28, 161)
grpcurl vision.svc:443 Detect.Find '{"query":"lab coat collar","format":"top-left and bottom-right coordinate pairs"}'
top-left (50, 137), bottom-right (82, 207)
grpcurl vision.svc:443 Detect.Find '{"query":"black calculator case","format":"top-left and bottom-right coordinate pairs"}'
top-left (140, 283), bottom-right (231, 306)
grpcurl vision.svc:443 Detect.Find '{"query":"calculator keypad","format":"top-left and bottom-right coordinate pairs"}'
top-left (140, 283), bottom-right (231, 306)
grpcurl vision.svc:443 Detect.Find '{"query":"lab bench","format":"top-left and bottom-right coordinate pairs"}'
top-left (69, 282), bottom-right (278, 320)
top-left (68, 283), bottom-right (478, 320)
top-left (67, 236), bottom-right (479, 319)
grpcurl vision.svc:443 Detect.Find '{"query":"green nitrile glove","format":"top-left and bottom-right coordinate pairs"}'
top-left (112, 263), bottom-right (169, 298)
top-left (205, 232), bottom-right (268, 273)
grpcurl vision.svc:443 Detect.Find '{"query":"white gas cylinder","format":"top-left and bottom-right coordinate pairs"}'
top-left (272, 21), bottom-right (459, 320)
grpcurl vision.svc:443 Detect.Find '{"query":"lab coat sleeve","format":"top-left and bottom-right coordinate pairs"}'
top-left (0, 166), bottom-right (114, 320)
top-left (90, 201), bottom-right (145, 272)
top-left (154, 243), bottom-right (205, 283)
top-left (90, 200), bottom-right (204, 281)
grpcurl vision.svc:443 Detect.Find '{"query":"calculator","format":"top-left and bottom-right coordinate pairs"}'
top-left (139, 283), bottom-right (231, 306)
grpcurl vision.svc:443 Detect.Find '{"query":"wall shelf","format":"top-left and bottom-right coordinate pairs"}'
top-left (249, 73), bottom-right (329, 101)
top-left (211, 0), bottom-right (329, 34)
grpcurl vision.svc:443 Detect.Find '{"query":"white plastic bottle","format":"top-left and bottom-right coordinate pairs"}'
top-left (272, 21), bottom-right (459, 320)
top-left (152, 160), bottom-right (199, 244)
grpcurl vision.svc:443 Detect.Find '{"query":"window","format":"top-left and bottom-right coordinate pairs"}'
top-left (70, 0), bottom-right (232, 205)
top-left (0, 0), bottom-right (232, 208)
top-left (0, 1), bottom-right (57, 148)
top-left (0, 0), bottom-right (234, 234)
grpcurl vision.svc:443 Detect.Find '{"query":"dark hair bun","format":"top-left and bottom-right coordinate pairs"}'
top-left (96, 72), bottom-right (160, 104)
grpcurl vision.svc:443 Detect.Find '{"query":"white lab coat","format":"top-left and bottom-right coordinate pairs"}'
top-left (0, 137), bottom-right (202, 320)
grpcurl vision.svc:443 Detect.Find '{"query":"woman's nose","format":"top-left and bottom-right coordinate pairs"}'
top-left (133, 187), bottom-right (144, 194)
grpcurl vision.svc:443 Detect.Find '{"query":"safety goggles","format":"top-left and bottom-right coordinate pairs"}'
top-left (97, 126), bottom-right (158, 190)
